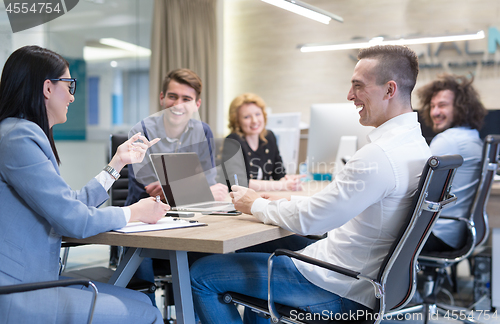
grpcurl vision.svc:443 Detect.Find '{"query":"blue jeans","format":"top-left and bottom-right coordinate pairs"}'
top-left (190, 252), bottom-right (371, 324)
top-left (237, 234), bottom-right (317, 254)
top-left (133, 257), bottom-right (157, 306)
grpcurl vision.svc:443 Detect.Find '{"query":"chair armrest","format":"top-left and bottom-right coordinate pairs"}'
top-left (437, 215), bottom-right (471, 224)
top-left (274, 249), bottom-right (360, 280)
top-left (0, 278), bottom-right (94, 295)
top-left (423, 193), bottom-right (457, 212)
top-left (0, 278), bottom-right (98, 324)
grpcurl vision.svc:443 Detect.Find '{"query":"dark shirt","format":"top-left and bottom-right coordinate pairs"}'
top-left (226, 130), bottom-right (286, 181)
top-left (126, 118), bottom-right (215, 206)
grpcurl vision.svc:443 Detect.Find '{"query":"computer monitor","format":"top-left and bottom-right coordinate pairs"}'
top-left (306, 103), bottom-right (374, 174)
top-left (266, 112), bottom-right (302, 174)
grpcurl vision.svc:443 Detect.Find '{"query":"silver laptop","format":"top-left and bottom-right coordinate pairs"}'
top-left (149, 153), bottom-right (236, 212)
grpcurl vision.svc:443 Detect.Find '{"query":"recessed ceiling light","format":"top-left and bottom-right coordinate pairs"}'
top-left (261, 0), bottom-right (342, 25)
top-left (300, 30), bottom-right (485, 52)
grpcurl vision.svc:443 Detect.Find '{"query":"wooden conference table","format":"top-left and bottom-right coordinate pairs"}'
top-left (63, 182), bottom-right (327, 323)
top-left (64, 205), bottom-right (294, 323)
top-left (64, 181), bottom-right (500, 322)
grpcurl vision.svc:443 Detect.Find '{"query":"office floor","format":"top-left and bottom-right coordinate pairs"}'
top-left (64, 246), bottom-right (497, 324)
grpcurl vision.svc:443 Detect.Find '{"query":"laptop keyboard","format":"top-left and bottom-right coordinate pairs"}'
top-left (191, 201), bottom-right (232, 208)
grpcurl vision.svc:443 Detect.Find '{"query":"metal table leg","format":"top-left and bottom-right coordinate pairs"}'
top-left (169, 250), bottom-right (196, 324)
top-left (108, 247), bottom-right (145, 287)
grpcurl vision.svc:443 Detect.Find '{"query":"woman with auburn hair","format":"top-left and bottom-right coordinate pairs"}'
top-left (0, 45), bottom-right (167, 323)
top-left (227, 93), bottom-right (303, 191)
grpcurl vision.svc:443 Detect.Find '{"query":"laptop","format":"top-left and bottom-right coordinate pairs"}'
top-left (149, 153), bottom-right (236, 212)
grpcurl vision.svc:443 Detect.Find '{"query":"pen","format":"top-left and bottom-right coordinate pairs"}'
top-left (234, 174), bottom-right (239, 186)
top-left (172, 218), bottom-right (199, 223)
top-left (156, 195), bottom-right (160, 203)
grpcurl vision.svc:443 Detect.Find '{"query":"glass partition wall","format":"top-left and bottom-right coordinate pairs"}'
top-left (0, 0), bottom-right (154, 141)
top-left (0, 0), bottom-right (153, 190)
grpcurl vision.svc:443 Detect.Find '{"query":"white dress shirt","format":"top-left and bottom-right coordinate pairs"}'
top-left (429, 127), bottom-right (483, 248)
top-left (251, 112), bottom-right (431, 309)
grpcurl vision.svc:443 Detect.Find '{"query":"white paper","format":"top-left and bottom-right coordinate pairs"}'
top-left (114, 217), bottom-right (206, 233)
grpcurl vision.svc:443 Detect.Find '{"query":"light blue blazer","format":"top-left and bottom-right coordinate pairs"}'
top-left (0, 118), bottom-right (126, 322)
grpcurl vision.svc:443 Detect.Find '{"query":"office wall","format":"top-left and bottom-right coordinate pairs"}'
top-left (223, 0), bottom-right (500, 127)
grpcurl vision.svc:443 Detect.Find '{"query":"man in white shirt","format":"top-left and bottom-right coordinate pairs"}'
top-left (418, 74), bottom-right (487, 252)
top-left (190, 45), bottom-right (431, 324)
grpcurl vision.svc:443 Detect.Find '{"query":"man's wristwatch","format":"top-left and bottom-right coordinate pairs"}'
top-left (103, 165), bottom-right (120, 180)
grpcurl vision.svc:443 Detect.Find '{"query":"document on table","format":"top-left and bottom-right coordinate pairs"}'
top-left (114, 217), bottom-right (206, 233)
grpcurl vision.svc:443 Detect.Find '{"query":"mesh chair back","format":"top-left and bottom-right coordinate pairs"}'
top-left (377, 155), bottom-right (463, 312)
top-left (470, 134), bottom-right (500, 248)
top-left (109, 134), bottom-right (129, 207)
top-left (417, 135), bottom-right (500, 268)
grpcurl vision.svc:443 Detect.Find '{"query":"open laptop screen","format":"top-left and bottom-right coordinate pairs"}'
top-left (150, 153), bottom-right (215, 207)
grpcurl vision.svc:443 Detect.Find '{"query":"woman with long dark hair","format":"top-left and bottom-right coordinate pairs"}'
top-left (0, 45), bottom-right (168, 323)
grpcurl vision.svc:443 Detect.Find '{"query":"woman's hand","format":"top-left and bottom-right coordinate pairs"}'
top-left (260, 193), bottom-right (289, 201)
top-left (280, 176), bottom-right (303, 191)
top-left (109, 133), bottom-right (160, 172)
top-left (210, 183), bottom-right (229, 201)
top-left (128, 197), bottom-right (170, 224)
top-left (284, 174), bottom-right (306, 181)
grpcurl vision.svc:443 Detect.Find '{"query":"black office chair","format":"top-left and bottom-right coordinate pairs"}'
top-left (223, 154), bottom-right (463, 324)
top-left (394, 135), bottom-right (500, 324)
top-left (451, 134), bottom-right (500, 292)
top-left (108, 134), bottom-right (130, 267)
top-left (468, 135), bottom-right (500, 251)
top-left (0, 278), bottom-right (98, 324)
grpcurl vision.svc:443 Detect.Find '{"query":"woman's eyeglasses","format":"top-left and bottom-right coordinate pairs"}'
top-left (48, 78), bottom-right (77, 95)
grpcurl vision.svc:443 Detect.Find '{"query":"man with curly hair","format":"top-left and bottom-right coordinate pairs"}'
top-left (418, 73), bottom-right (487, 252)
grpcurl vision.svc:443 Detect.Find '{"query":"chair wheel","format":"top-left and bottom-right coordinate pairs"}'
top-left (223, 293), bottom-right (232, 304)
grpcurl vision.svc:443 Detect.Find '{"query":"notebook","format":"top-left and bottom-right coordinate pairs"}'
top-left (149, 153), bottom-right (236, 212)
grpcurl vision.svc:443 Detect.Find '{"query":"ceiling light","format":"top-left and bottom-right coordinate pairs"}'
top-left (261, 0), bottom-right (343, 25)
top-left (99, 38), bottom-right (151, 56)
top-left (84, 38), bottom-right (152, 61)
top-left (300, 30), bottom-right (485, 52)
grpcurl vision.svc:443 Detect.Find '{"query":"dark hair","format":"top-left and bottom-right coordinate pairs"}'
top-left (0, 45), bottom-right (69, 164)
top-left (418, 73), bottom-right (487, 130)
top-left (162, 68), bottom-right (202, 100)
top-left (358, 45), bottom-right (419, 103)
